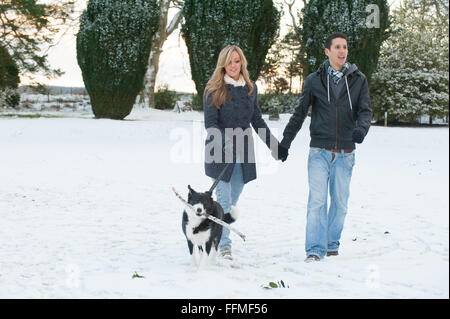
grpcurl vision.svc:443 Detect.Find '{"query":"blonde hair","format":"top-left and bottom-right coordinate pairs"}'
top-left (204, 45), bottom-right (254, 109)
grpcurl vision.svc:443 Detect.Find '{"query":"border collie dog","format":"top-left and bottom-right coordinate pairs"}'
top-left (182, 185), bottom-right (238, 268)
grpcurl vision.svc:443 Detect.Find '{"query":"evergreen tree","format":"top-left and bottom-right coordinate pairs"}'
top-left (282, 30), bottom-right (304, 93)
top-left (181, 0), bottom-right (280, 98)
top-left (299, 0), bottom-right (390, 83)
top-left (260, 37), bottom-right (285, 94)
top-left (260, 28), bottom-right (304, 94)
top-left (0, 46), bottom-right (20, 90)
top-left (76, 0), bottom-right (160, 119)
top-left (0, 45), bottom-right (20, 109)
top-left (371, 0), bottom-right (449, 123)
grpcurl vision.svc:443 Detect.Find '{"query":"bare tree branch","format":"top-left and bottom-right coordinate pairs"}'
top-left (284, 0), bottom-right (298, 31)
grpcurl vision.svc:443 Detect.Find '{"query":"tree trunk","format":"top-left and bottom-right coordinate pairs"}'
top-left (143, 0), bottom-right (183, 108)
top-left (143, 48), bottom-right (160, 108)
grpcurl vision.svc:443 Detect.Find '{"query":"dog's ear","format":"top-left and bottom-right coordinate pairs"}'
top-left (187, 185), bottom-right (192, 201)
top-left (187, 185), bottom-right (197, 202)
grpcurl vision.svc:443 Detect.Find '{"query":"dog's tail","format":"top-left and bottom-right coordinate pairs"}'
top-left (223, 206), bottom-right (239, 224)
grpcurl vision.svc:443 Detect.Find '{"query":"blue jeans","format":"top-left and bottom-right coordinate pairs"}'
top-left (305, 147), bottom-right (355, 259)
top-left (213, 163), bottom-right (244, 250)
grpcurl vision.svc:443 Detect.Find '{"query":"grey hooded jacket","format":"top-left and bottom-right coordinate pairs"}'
top-left (281, 63), bottom-right (372, 150)
top-left (204, 82), bottom-right (278, 184)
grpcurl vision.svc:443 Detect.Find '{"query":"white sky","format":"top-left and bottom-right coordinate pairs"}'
top-left (32, 0), bottom-right (400, 93)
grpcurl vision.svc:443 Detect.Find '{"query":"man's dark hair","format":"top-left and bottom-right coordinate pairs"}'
top-left (325, 32), bottom-right (348, 49)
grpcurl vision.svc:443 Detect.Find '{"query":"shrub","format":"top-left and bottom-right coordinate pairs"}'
top-left (258, 93), bottom-right (299, 114)
top-left (190, 94), bottom-right (203, 111)
top-left (0, 88), bottom-right (20, 108)
top-left (154, 85), bottom-right (178, 110)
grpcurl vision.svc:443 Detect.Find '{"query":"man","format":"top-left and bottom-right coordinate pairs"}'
top-left (277, 32), bottom-right (372, 262)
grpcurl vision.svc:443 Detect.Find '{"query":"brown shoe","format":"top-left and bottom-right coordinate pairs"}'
top-left (304, 255), bottom-right (320, 263)
top-left (220, 247), bottom-right (233, 260)
top-left (326, 251), bottom-right (339, 257)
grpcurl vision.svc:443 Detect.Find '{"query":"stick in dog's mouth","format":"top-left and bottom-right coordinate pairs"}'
top-left (172, 187), bottom-right (246, 241)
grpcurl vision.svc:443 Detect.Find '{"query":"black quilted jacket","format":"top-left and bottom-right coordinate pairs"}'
top-left (281, 63), bottom-right (372, 150)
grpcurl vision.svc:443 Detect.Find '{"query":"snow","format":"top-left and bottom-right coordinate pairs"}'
top-left (0, 108), bottom-right (448, 298)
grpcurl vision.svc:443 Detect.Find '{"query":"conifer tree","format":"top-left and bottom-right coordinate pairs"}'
top-left (299, 0), bottom-right (390, 83)
top-left (77, 0), bottom-right (160, 119)
top-left (0, 46), bottom-right (19, 90)
top-left (0, 45), bottom-right (20, 108)
top-left (181, 0), bottom-right (280, 99)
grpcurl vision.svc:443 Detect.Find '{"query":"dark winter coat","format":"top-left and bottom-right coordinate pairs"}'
top-left (280, 63), bottom-right (372, 150)
top-left (204, 82), bottom-right (277, 184)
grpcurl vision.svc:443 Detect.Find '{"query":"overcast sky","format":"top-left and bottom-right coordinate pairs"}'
top-left (35, 0), bottom-right (399, 93)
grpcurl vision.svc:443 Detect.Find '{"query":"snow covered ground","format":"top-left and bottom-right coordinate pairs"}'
top-left (0, 107), bottom-right (448, 299)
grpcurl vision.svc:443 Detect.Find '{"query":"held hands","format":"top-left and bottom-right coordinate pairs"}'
top-left (352, 127), bottom-right (366, 144)
top-left (272, 138), bottom-right (289, 162)
top-left (277, 144), bottom-right (289, 162)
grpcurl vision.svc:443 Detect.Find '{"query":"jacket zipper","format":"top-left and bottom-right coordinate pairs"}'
top-left (335, 103), bottom-right (338, 149)
top-left (328, 74), bottom-right (338, 149)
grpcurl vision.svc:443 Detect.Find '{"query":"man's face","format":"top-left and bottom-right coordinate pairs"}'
top-left (325, 37), bottom-right (348, 70)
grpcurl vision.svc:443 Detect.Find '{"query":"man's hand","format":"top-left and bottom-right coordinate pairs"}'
top-left (352, 127), bottom-right (366, 144)
top-left (278, 144), bottom-right (289, 162)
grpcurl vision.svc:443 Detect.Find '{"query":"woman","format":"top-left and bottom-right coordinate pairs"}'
top-left (203, 45), bottom-right (279, 260)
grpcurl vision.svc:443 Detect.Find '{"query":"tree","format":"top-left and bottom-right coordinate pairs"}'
top-left (273, 77), bottom-right (289, 94)
top-left (260, 37), bottom-right (285, 94)
top-left (76, 0), bottom-right (160, 120)
top-left (181, 0), bottom-right (281, 99)
top-left (260, 1), bottom-right (306, 95)
top-left (283, 0), bottom-right (306, 93)
top-left (141, 0), bottom-right (184, 108)
top-left (299, 0), bottom-right (390, 83)
top-left (0, 45), bottom-right (19, 90)
top-left (281, 30), bottom-right (304, 93)
top-left (0, 45), bottom-right (20, 108)
top-left (0, 0), bottom-right (74, 81)
top-left (370, 0), bottom-right (449, 123)
top-left (260, 29), bottom-right (303, 94)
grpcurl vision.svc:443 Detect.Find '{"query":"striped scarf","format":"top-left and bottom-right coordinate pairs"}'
top-left (324, 60), bottom-right (349, 84)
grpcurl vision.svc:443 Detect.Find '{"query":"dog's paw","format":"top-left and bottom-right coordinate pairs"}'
top-left (190, 255), bottom-right (198, 268)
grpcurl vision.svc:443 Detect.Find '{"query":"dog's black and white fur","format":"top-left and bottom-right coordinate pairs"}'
top-left (182, 185), bottom-right (238, 268)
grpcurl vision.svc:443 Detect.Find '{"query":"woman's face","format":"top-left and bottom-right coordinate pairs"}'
top-left (225, 50), bottom-right (242, 81)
